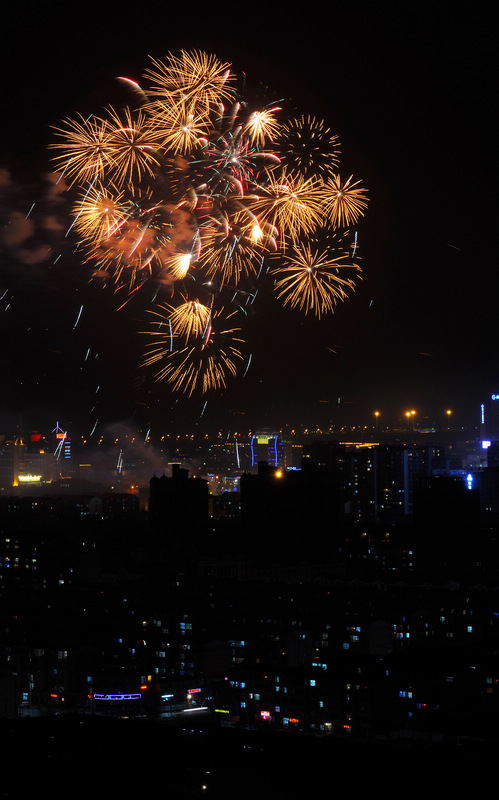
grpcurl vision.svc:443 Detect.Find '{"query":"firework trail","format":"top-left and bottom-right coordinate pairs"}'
top-left (52, 49), bottom-right (368, 395)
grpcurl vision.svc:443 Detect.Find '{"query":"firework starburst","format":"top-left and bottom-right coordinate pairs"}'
top-left (52, 50), bottom-right (368, 395)
top-left (271, 242), bottom-right (361, 317)
top-left (277, 115), bottom-right (340, 178)
top-left (323, 173), bottom-right (369, 228)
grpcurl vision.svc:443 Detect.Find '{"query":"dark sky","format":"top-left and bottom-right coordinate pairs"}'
top-left (1, 2), bottom-right (497, 438)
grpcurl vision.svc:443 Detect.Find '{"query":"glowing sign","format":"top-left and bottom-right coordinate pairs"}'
top-left (215, 708), bottom-right (229, 714)
top-left (94, 693), bottom-right (142, 701)
top-left (187, 688), bottom-right (201, 694)
top-left (482, 441), bottom-right (491, 449)
top-left (260, 710), bottom-right (271, 719)
top-left (492, 395), bottom-right (499, 400)
top-left (18, 475), bottom-right (42, 482)
top-left (466, 474), bottom-right (473, 490)
top-left (182, 706), bottom-right (208, 713)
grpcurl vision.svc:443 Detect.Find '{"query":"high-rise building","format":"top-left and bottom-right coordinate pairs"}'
top-left (250, 430), bottom-right (292, 470)
top-left (240, 458), bottom-right (344, 562)
top-left (480, 394), bottom-right (499, 443)
top-left (53, 421), bottom-right (72, 476)
top-left (149, 463), bottom-right (209, 534)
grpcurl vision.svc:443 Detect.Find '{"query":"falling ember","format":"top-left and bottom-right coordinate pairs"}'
top-left (52, 49), bottom-right (368, 395)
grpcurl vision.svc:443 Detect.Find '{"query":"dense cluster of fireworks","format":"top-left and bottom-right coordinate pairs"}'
top-left (52, 50), bottom-right (368, 396)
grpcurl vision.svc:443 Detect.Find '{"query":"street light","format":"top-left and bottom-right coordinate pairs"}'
top-left (405, 410), bottom-right (416, 431)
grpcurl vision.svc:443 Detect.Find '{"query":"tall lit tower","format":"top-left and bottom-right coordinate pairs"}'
top-left (250, 430), bottom-right (292, 469)
top-left (53, 421), bottom-right (72, 474)
top-left (480, 395), bottom-right (499, 444)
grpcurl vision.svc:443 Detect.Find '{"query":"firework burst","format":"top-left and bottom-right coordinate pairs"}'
top-left (323, 173), bottom-right (369, 228)
top-left (143, 305), bottom-right (244, 396)
top-left (144, 50), bottom-right (234, 115)
top-left (51, 114), bottom-right (114, 184)
top-left (271, 241), bottom-right (361, 318)
top-left (53, 50), bottom-right (368, 395)
top-left (252, 169), bottom-right (325, 245)
top-left (71, 184), bottom-right (128, 243)
top-left (277, 115), bottom-right (340, 178)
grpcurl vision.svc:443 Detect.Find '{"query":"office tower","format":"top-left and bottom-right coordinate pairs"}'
top-left (250, 430), bottom-right (292, 469)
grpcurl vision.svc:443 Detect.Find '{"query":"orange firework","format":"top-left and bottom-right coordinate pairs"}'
top-left (251, 169), bottom-right (325, 246)
top-left (143, 306), bottom-right (244, 395)
top-left (323, 173), bottom-right (369, 228)
top-left (271, 242), bottom-right (361, 318)
top-left (51, 113), bottom-right (114, 184)
top-left (144, 50), bottom-right (234, 115)
top-left (52, 49), bottom-right (368, 395)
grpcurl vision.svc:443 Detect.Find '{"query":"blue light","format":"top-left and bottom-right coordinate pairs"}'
top-left (466, 473), bottom-right (473, 490)
top-left (250, 434), bottom-right (256, 466)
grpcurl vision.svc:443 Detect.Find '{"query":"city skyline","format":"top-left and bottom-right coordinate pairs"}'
top-left (1, 5), bottom-right (496, 439)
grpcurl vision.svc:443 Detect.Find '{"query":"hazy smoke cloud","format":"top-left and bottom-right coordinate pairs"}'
top-left (0, 166), bottom-right (70, 273)
top-left (79, 420), bottom-right (172, 488)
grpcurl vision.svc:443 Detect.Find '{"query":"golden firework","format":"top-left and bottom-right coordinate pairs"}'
top-left (323, 173), bottom-right (369, 228)
top-left (51, 113), bottom-right (114, 184)
top-left (165, 300), bottom-right (211, 340)
top-left (278, 115), bottom-right (340, 178)
top-left (271, 242), bottom-right (361, 317)
top-left (148, 98), bottom-right (211, 155)
top-left (144, 50), bottom-right (234, 115)
top-left (71, 184), bottom-right (128, 242)
top-left (244, 108), bottom-right (282, 146)
top-left (143, 306), bottom-right (244, 395)
top-left (105, 107), bottom-right (162, 187)
top-left (252, 169), bottom-right (325, 245)
top-left (157, 251), bottom-right (193, 282)
top-left (53, 49), bottom-right (368, 395)
top-left (197, 212), bottom-right (269, 285)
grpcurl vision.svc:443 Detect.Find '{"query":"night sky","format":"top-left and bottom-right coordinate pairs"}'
top-left (1, 3), bottom-right (497, 438)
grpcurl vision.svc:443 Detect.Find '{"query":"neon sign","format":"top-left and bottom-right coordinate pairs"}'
top-left (93, 693), bottom-right (141, 701)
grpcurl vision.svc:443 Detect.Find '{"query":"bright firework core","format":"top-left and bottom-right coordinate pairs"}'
top-left (52, 49), bottom-right (368, 395)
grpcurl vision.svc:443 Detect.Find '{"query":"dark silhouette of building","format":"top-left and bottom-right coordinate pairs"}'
top-left (412, 475), bottom-right (481, 573)
top-left (239, 458), bottom-right (344, 563)
top-left (149, 464), bottom-right (209, 547)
